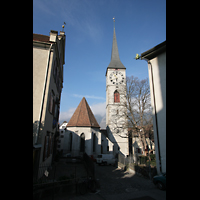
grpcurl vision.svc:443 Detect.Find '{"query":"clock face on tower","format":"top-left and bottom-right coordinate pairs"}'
top-left (109, 70), bottom-right (124, 85)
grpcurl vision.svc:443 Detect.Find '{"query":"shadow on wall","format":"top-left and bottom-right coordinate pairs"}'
top-left (63, 126), bottom-right (129, 169)
top-left (67, 130), bottom-right (102, 158)
top-left (33, 120), bottom-right (44, 181)
top-left (106, 125), bottom-right (119, 154)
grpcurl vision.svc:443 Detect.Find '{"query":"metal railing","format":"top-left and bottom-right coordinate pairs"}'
top-left (33, 156), bottom-right (89, 200)
top-left (33, 152), bottom-right (98, 199)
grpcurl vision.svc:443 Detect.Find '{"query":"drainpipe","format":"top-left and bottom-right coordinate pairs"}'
top-left (34, 43), bottom-right (53, 145)
top-left (141, 58), bottom-right (162, 174)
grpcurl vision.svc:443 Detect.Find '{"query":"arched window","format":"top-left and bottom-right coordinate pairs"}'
top-left (80, 133), bottom-right (85, 152)
top-left (69, 132), bottom-right (72, 151)
top-left (114, 90), bottom-right (120, 103)
top-left (93, 133), bottom-right (96, 152)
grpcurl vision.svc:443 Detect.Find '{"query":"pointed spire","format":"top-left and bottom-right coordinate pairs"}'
top-left (107, 18), bottom-right (125, 70)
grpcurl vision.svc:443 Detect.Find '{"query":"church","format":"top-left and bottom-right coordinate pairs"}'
top-left (61, 21), bottom-right (129, 159)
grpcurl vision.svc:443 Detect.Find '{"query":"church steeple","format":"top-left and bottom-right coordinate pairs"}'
top-left (107, 18), bottom-right (125, 72)
top-left (105, 18), bottom-right (128, 157)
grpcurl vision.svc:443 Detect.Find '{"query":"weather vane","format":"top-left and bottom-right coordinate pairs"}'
top-left (62, 22), bottom-right (66, 32)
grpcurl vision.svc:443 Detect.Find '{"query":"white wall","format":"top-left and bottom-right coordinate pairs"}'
top-left (148, 51), bottom-right (166, 174)
top-left (33, 47), bottom-right (49, 125)
top-left (66, 127), bottom-right (101, 158)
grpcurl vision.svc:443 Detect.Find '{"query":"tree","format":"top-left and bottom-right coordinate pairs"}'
top-left (126, 76), bottom-right (152, 153)
top-left (110, 76), bottom-right (153, 153)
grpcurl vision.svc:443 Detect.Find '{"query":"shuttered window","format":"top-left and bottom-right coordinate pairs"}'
top-left (49, 90), bottom-right (55, 114)
top-left (114, 90), bottom-right (120, 103)
top-left (43, 132), bottom-right (53, 161)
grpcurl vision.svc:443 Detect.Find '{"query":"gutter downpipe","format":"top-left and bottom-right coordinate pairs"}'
top-left (34, 43), bottom-right (53, 145)
top-left (141, 57), bottom-right (162, 174)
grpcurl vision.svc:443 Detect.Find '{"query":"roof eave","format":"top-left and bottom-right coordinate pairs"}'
top-left (105, 65), bottom-right (126, 76)
top-left (141, 41), bottom-right (166, 60)
top-left (33, 40), bottom-right (53, 49)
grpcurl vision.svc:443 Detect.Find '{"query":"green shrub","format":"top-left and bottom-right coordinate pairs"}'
top-left (150, 160), bottom-right (156, 166)
top-left (150, 154), bottom-right (156, 160)
top-left (138, 155), bottom-right (148, 164)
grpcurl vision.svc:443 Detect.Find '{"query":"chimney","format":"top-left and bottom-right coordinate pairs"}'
top-left (60, 31), bottom-right (65, 36)
top-left (49, 30), bottom-right (58, 42)
top-left (58, 31), bottom-right (65, 40)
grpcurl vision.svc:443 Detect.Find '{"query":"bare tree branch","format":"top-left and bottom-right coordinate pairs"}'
top-left (109, 76), bottom-right (153, 153)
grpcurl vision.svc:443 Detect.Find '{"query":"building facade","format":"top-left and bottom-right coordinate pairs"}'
top-left (33, 30), bottom-right (66, 179)
top-left (141, 41), bottom-right (166, 174)
top-left (106, 24), bottom-right (128, 157)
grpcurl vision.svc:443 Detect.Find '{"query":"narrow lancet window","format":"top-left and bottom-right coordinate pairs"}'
top-left (114, 90), bottom-right (120, 103)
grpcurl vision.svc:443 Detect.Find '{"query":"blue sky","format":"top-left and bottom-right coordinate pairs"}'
top-left (33, 0), bottom-right (166, 124)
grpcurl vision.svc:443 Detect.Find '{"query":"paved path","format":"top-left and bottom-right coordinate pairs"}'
top-left (95, 164), bottom-right (166, 200)
top-left (45, 162), bottom-right (166, 200)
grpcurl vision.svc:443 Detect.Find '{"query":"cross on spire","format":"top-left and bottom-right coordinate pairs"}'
top-left (113, 16), bottom-right (115, 28)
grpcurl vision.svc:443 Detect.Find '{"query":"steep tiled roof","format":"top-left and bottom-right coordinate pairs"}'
top-left (67, 97), bottom-right (100, 128)
top-left (33, 33), bottom-right (51, 43)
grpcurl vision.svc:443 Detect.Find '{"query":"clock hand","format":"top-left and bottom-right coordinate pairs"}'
top-left (110, 77), bottom-right (117, 81)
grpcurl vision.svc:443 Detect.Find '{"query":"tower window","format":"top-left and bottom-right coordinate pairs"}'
top-left (114, 90), bottom-right (120, 103)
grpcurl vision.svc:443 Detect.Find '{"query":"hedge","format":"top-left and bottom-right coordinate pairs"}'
top-left (150, 154), bottom-right (156, 160)
top-left (138, 155), bottom-right (148, 164)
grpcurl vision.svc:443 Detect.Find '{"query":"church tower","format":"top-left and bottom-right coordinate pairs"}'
top-left (106, 18), bottom-right (128, 157)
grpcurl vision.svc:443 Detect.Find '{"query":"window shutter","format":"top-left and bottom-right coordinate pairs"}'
top-left (49, 92), bottom-right (54, 114)
top-left (114, 91), bottom-right (120, 103)
top-left (48, 96), bottom-right (50, 112)
top-left (116, 93), bottom-right (120, 102)
top-left (43, 136), bottom-right (47, 161)
top-left (47, 135), bottom-right (51, 157)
